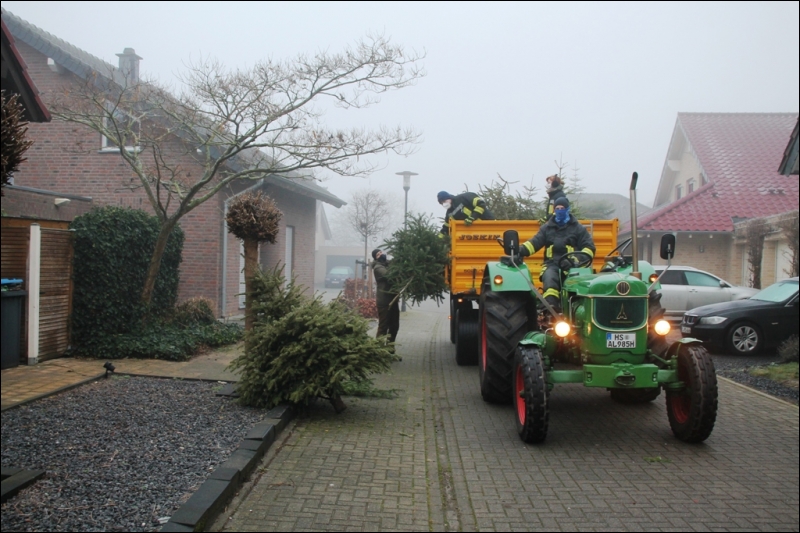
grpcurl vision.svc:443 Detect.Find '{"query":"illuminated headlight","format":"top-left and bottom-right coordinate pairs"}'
top-left (648, 273), bottom-right (658, 283)
top-left (699, 316), bottom-right (728, 325)
top-left (493, 275), bottom-right (503, 285)
top-left (654, 320), bottom-right (670, 336)
top-left (554, 321), bottom-right (571, 337)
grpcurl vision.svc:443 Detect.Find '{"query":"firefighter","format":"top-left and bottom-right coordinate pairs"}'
top-left (515, 196), bottom-right (595, 313)
top-left (437, 190), bottom-right (495, 238)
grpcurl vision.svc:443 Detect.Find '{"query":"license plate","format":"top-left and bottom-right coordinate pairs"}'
top-left (681, 326), bottom-right (691, 334)
top-left (606, 333), bottom-right (635, 348)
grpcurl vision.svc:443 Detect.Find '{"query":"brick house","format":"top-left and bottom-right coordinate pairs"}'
top-left (2, 9), bottom-right (345, 318)
top-left (620, 112), bottom-right (799, 287)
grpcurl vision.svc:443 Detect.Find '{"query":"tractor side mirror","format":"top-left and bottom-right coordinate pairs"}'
top-left (503, 230), bottom-right (519, 256)
top-left (659, 234), bottom-right (676, 260)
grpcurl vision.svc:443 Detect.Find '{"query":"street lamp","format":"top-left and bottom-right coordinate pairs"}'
top-left (396, 171), bottom-right (418, 312)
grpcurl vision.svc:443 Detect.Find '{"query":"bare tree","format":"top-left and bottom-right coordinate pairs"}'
top-left (346, 189), bottom-right (391, 291)
top-left (777, 210), bottom-right (799, 278)
top-left (745, 218), bottom-right (772, 289)
top-left (49, 34), bottom-right (424, 308)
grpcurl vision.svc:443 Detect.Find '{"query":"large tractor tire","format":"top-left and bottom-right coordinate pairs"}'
top-left (647, 290), bottom-right (669, 358)
top-left (514, 346), bottom-right (549, 443)
top-left (455, 307), bottom-right (479, 366)
top-left (479, 290), bottom-right (532, 404)
top-left (610, 387), bottom-right (661, 403)
top-left (666, 344), bottom-right (718, 443)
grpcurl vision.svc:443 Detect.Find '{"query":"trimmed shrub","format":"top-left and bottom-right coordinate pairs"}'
top-left (70, 206), bottom-right (183, 338)
top-left (778, 335), bottom-right (799, 363)
top-left (173, 297), bottom-right (217, 326)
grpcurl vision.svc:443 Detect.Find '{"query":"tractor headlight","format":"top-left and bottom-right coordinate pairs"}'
top-left (699, 316), bottom-right (727, 325)
top-left (554, 321), bottom-right (571, 337)
top-left (654, 319), bottom-right (670, 336)
top-left (493, 275), bottom-right (503, 285)
top-left (649, 273), bottom-right (659, 283)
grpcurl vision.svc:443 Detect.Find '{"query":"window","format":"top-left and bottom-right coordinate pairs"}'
top-left (675, 184), bottom-right (683, 200)
top-left (101, 106), bottom-right (140, 152)
top-left (688, 178), bottom-right (696, 194)
top-left (658, 270), bottom-right (686, 285)
top-left (684, 271), bottom-right (721, 287)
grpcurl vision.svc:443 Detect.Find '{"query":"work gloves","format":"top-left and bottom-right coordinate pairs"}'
top-left (464, 216), bottom-right (474, 226)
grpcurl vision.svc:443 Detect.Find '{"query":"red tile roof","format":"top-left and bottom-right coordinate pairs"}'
top-left (622, 113), bottom-right (798, 234)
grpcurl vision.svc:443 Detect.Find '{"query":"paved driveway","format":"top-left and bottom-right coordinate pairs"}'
top-left (217, 301), bottom-right (799, 532)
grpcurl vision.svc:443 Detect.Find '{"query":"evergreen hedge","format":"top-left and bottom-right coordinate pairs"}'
top-left (69, 206), bottom-right (242, 360)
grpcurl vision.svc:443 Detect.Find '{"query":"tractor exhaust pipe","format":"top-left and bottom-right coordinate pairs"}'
top-left (629, 172), bottom-right (641, 280)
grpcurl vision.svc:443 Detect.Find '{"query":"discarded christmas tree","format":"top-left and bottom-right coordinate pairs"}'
top-left (380, 212), bottom-right (450, 306)
top-left (229, 265), bottom-right (398, 413)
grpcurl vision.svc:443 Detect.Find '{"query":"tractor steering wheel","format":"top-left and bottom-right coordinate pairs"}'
top-left (556, 251), bottom-right (594, 271)
top-left (603, 238), bottom-right (632, 261)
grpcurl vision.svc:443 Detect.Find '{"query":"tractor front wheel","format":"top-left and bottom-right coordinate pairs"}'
top-left (514, 346), bottom-right (549, 443)
top-left (479, 290), bottom-right (531, 404)
top-left (666, 344), bottom-right (718, 443)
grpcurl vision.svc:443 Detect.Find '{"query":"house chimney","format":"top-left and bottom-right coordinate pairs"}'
top-left (116, 48), bottom-right (142, 85)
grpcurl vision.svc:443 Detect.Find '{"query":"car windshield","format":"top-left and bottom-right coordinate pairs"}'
top-left (750, 279), bottom-right (799, 303)
top-left (329, 267), bottom-right (351, 275)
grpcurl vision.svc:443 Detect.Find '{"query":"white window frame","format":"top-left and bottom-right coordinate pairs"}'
top-left (100, 105), bottom-right (141, 153)
top-left (687, 178), bottom-right (696, 194)
top-left (675, 184), bottom-right (683, 200)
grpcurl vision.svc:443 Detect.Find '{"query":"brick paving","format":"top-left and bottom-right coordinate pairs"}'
top-left (218, 302), bottom-right (800, 532)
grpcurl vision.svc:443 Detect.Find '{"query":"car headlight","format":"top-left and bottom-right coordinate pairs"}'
top-left (699, 316), bottom-right (728, 325)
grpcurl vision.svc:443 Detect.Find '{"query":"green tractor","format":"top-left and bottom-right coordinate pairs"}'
top-left (477, 173), bottom-right (718, 443)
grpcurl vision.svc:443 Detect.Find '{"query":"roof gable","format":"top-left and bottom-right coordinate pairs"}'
top-left (636, 113), bottom-right (799, 234)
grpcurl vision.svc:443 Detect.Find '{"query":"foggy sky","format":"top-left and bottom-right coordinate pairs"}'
top-left (4, 1), bottom-right (799, 225)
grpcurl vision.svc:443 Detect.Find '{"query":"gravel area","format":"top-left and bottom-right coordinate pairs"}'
top-left (710, 350), bottom-right (799, 405)
top-left (1, 376), bottom-right (264, 532)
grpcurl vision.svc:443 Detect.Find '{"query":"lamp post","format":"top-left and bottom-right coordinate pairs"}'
top-left (396, 171), bottom-right (418, 312)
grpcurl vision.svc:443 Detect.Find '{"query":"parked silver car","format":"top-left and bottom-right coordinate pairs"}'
top-left (653, 266), bottom-right (759, 320)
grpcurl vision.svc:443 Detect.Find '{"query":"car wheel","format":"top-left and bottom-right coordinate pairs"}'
top-left (726, 321), bottom-right (762, 356)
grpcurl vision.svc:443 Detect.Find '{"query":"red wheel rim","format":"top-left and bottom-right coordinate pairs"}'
top-left (515, 364), bottom-right (526, 424)
top-left (669, 393), bottom-right (690, 424)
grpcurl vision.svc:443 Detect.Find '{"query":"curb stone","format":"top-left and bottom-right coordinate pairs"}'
top-left (161, 404), bottom-right (295, 532)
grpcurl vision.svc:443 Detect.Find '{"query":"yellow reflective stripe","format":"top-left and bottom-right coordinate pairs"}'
top-left (473, 206), bottom-right (485, 215)
top-left (566, 245), bottom-right (574, 253)
top-left (543, 288), bottom-right (560, 299)
top-left (545, 245), bottom-right (553, 258)
top-left (463, 207), bottom-right (473, 217)
top-left (522, 241), bottom-right (535, 255)
top-left (581, 248), bottom-right (594, 257)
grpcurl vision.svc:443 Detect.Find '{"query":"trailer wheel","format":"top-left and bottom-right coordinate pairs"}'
top-left (479, 290), bottom-right (531, 404)
top-left (514, 346), bottom-right (549, 443)
top-left (610, 388), bottom-right (661, 403)
top-left (647, 291), bottom-right (669, 358)
top-left (449, 296), bottom-right (457, 344)
top-left (455, 307), bottom-right (479, 366)
top-left (666, 344), bottom-right (718, 443)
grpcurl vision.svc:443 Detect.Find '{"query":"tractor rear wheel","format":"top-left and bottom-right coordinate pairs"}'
top-left (449, 296), bottom-right (457, 344)
top-left (455, 307), bottom-right (479, 366)
top-left (666, 344), bottom-right (718, 443)
top-left (514, 346), bottom-right (549, 443)
top-left (479, 290), bottom-right (531, 404)
top-left (647, 290), bottom-right (669, 358)
top-left (610, 388), bottom-right (661, 403)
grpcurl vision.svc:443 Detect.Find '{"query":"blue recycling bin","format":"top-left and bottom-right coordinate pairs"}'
top-left (2, 279), bottom-right (27, 369)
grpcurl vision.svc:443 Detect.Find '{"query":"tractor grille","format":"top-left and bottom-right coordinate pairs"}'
top-left (594, 297), bottom-right (646, 330)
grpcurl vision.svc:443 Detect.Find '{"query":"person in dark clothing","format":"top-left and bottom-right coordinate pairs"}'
top-left (545, 174), bottom-right (567, 219)
top-left (370, 248), bottom-right (400, 352)
top-left (437, 190), bottom-right (495, 238)
top-left (515, 197), bottom-right (595, 313)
